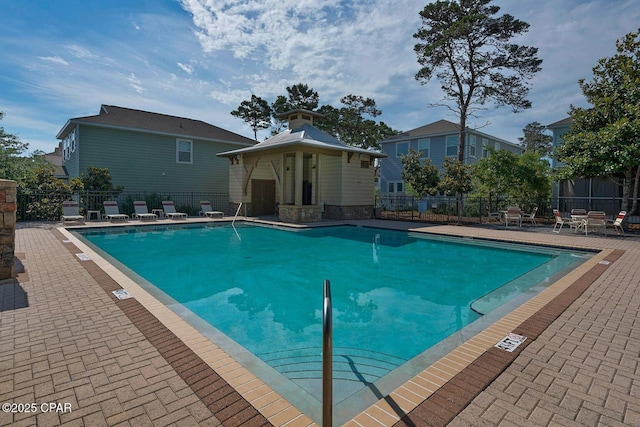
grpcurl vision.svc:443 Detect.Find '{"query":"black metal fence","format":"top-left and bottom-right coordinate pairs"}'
top-left (17, 190), bottom-right (230, 221)
top-left (375, 194), bottom-right (639, 229)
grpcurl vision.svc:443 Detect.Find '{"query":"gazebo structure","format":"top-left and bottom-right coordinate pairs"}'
top-left (217, 109), bottom-right (386, 223)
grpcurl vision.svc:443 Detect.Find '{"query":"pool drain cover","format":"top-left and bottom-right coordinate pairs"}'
top-left (495, 333), bottom-right (527, 352)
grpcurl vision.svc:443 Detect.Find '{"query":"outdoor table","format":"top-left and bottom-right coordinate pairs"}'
top-left (570, 215), bottom-right (588, 232)
top-left (87, 210), bottom-right (102, 221)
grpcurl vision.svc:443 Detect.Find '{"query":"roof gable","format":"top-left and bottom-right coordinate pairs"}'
top-left (381, 119), bottom-right (460, 142)
top-left (547, 117), bottom-right (572, 128)
top-left (57, 104), bottom-right (255, 146)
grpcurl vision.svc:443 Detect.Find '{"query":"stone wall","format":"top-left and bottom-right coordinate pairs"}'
top-left (0, 179), bottom-right (17, 280)
top-left (278, 205), bottom-right (322, 223)
top-left (324, 205), bottom-right (374, 221)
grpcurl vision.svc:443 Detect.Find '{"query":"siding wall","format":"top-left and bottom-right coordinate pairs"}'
top-left (320, 155), bottom-right (342, 204)
top-left (340, 153), bottom-right (375, 205)
top-left (68, 125), bottom-right (244, 193)
top-left (380, 131), bottom-right (522, 194)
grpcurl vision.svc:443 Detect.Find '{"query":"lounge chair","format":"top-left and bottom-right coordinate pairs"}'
top-left (583, 211), bottom-right (607, 236)
top-left (607, 211), bottom-right (626, 235)
top-left (522, 207), bottom-right (538, 225)
top-left (552, 209), bottom-right (568, 233)
top-left (103, 201), bottom-right (129, 222)
top-left (61, 200), bottom-right (85, 224)
top-left (162, 200), bottom-right (187, 219)
top-left (133, 201), bottom-right (157, 221)
top-left (504, 207), bottom-right (522, 227)
top-left (200, 200), bottom-right (224, 218)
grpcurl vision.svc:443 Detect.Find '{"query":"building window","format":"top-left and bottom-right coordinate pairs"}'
top-left (388, 181), bottom-right (404, 193)
top-left (446, 135), bottom-right (458, 157)
top-left (468, 135), bottom-right (476, 158)
top-left (482, 138), bottom-right (489, 158)
top-left (176, 139), bottom-right (193, 164)
top-left (396, 142), bottom-right (409, 157)
top-left (494, 142), bottom-right (501, 151)
top-left (418, 138), bottom-right (430, 158)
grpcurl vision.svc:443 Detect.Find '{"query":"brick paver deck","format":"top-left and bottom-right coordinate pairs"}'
top-left (1, 219), bottom-right (639, 426)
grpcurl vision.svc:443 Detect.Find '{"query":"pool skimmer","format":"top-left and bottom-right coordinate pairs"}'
top-left (112, 289), bottom-right (133, 300)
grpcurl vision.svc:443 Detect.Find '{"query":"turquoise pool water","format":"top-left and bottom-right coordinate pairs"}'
top-left (75, 223), bottom-right (591, 423)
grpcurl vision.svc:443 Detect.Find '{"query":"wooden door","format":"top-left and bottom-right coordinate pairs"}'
top-left (251, 180), bottom-right (276, 215)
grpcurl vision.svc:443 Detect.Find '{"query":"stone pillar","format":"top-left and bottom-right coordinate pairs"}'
top-left (0, 179), bottom-right (17, 280)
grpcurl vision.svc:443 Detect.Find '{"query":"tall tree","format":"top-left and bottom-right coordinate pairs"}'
top-left (1, 110), bottom-right (30, 180)
top-left (518, 121), bottom-right (553, 155)
top-left (269, 83), bottom-right (320, 135)
top-left (413, 0), bottom-right (542, 162)
top-left (284, 83), bottom-right (319, 111)
top-left (317, 95), bottom-right (400, 149)
top-left (230, 95), bottom-right (273, 140)
top-left (555, 29), bottom-right (640, 214)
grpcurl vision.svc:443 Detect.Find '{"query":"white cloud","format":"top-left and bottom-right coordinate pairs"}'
top-left (66, 44), bottom-right (100, 60)
top-left (38, 56), bottom-right (69, 66)
top-left (127, 73), bottom-right (145, 94)
top-left (177, 62), bottom-right (194, 74)
top-left (178, 0), bottom-right (422, 103)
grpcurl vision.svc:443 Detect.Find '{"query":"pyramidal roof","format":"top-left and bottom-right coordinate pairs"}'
top-left (217, 123), bottom-right (386, 158)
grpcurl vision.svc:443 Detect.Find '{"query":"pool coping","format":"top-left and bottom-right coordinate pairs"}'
top-left (56, 219), bottom-right (622, 426)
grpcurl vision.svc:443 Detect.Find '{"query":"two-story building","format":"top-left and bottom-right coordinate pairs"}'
top-left (56, 105), bottom-right (255, 194)
top-left (379, 119), bottom-right (522, 194)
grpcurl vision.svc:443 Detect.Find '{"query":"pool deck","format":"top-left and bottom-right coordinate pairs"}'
top-left (1, 218), bottom-right (639, 426)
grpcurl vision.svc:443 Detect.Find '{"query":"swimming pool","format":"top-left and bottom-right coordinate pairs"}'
top-left (75, 223), bottom-right (592, 424)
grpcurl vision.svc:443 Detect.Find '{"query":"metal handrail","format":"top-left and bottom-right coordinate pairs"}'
top-left (232, 202), bottom-right (243, 225)
top-left (322, 279), bottom-right (332, 426)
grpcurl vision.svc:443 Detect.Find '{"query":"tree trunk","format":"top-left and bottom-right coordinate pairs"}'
top-left (631, 165), bottom-right (640, 215)
top-left (455, 116), bottom-right (466, 224)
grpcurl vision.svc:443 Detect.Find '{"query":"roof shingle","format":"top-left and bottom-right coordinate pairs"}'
top-left (57, 104), bottom-right (255, 146)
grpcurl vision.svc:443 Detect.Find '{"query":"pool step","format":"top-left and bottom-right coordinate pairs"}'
top-left (258, 346), bottom-right (407, 384)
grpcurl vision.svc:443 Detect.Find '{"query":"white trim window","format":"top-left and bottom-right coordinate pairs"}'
top-left (494, 142), bottom-right (501, 151)
top-left (176, 139), bottom-right (193, 164)
top-left (468, 135), bottom-right (476, 158)
top-left (445, 135), bottom-right (458, 157)
top-left (388, 181), bottom-right (404, 193)
top-left (396, 141), bottom-right (409, 157)
top-left (418, 138), bottom-right (430, 158)
top-left (482, 138), bottom-right (489, 158)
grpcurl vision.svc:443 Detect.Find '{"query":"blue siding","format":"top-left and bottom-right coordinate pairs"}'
top-left (62, 125), bottom-right (246, 193)
top-left (380, 130), bottom-right (522, 194)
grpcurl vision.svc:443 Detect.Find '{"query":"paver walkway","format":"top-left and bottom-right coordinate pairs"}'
top-left (1, 220), bottom-right (639, 426)
top-left (1, 223), bottom-right (223, 426)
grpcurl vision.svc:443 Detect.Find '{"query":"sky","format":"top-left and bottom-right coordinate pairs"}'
top-left (1, 0), bottom-right (639, 154)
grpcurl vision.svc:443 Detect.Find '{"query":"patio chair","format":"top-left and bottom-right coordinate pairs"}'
top-left (61, 201), bottom-right (85, 224)
top-left (552, 209), bottom-right (568, 233)
top-left (569, 208), bottom-right (588, 231)
top-left (607, 211), bottom-right (626, 235)
top-left (504, 207), bottom-right (522, 227)
top-left (584, 211), bottom-right (607, 236)
top-left (103, 201), bottom-right (129, 222)
top-left (162, 200), bottom-right (187, 220)
top-left (133, 201), bottom-right (157, 221)
top-left (200, 201), bottom-right (224, 218)
top-left (522, 207), bottom-right (538, 225)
